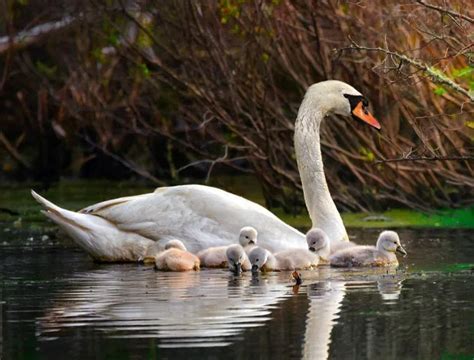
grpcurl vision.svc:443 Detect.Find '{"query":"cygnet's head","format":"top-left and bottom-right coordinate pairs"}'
top-left (226, 244), bottom-right (246, 275)
top-left (165, 239), bottom-right (187, 251)
top-left (376, 231), bottom-right (406, 256)
top-left (248, 247), bottom-right (269, 272)
top-left (239, 226), bottom-right (258, 247)
top-left (302, 80), bottom-right (381, 130)
top-left (306, 228), bottom-right (330, 258)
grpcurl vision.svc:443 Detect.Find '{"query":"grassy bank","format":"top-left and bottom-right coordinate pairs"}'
top-left (0, 179), bottom-right (472, 229)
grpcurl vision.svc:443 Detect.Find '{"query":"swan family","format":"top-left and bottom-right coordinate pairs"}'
top-left (31, 80), bottom-right (407, 271)
top-left (147, 226), bottom-right (408, 272)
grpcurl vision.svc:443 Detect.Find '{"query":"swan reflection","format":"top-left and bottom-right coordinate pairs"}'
top-left (37, 266), bottom-right (404, 355)
top-left (38, 267), bottom-right (291, 348)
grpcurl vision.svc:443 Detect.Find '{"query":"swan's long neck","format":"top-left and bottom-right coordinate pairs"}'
top-left (294, 99), bottom-right (348, 243)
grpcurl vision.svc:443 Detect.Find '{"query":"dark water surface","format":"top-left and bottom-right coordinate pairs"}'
top-left (1, 223), bottom-right (473, 359)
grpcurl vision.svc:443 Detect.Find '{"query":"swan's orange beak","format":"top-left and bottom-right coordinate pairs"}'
top-left (352, 102), bottom-right (381, 130)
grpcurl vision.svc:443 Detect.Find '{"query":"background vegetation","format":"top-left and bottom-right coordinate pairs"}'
top-left (0, 0), bottom-right (473, 212)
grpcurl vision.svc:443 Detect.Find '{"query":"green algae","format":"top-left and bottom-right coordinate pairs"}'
top-left (0, 179), bottom-right (472, 230)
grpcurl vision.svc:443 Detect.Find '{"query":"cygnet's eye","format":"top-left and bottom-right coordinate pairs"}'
top-left (245, 236), bottom-right (249, 239)
top-left (256, 258), bottom-right (259, 262)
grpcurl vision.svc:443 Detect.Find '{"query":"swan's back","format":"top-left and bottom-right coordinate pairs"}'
top-left (80, 185), bottom-right (305, 253)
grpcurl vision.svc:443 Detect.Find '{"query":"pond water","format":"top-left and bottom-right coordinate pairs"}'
top-left (0, 186), bottom-right (473, 359)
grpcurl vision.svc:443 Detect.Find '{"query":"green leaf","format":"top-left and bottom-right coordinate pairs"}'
top-left (138, 63), bottom-right (150, 78)
top-left (35, 61), bottom-right (57, 78)
top-left (434, 86), bottom-right (447, 96)
top-left (452, 66), bottom-right (473, 78)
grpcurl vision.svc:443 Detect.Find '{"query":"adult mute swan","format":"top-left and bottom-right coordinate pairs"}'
top-left (31, 80), bottom-right (381, 262)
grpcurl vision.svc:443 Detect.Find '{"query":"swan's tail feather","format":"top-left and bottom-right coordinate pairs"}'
top-left (40, 209), bottom-right (92, 249)
top-left (31, 190), bottom-right (95, 232)
top-left (31, 190), bottom-right (155, 262)
top-left (31, 190), bottom-right (109, 257)
top-left (31, 190), bottom-right (65, 216)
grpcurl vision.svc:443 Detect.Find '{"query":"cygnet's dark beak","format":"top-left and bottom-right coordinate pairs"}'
top-left (396, 245), bottom-right (407, 257)
top-left (309, 247), bottom-right (315, 252)
top-left (248, 240), bottom-right (255, 245)
top-left (251, 264), bottom-right (259, 273)
top-left (233, 262), bottom-right (242, 275)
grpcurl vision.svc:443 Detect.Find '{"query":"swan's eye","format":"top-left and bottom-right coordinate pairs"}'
top-left (256, 258), bottom-right (259, 262)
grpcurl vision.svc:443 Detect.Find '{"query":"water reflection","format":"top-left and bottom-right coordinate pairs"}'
top-left (303, 281), bottom-right (346, 359)
top-left (38, 267), bottom-right (292, 348)
top-left (36, 265), bottom-right (408, 357)
top-left (3, 228), bottom-right (473, 359)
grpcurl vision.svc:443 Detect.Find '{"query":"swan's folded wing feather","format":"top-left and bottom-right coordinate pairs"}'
top-left (76, 185), bottom-right (305, 253)
top-left (79, 193), bottom-right (153, 214)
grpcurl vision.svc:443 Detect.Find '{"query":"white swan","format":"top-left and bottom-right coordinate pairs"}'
top-left (31, 80), bottom-right (381, 261)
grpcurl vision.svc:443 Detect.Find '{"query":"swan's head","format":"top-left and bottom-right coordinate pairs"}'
top-left (306, 228), bottom-right (330, 259)
top-left (239, 226), bottom-right (258, 246)
top-left (226, 244), bottom-right (246, 275)
top-left (248, 247), bottom-right (269, 272)
top-left (302, 80), bottom-right (380, 130)
top-left (165, 239), bottom-right (187, 251)
top-left (377, 231), bottom-right (407, 256)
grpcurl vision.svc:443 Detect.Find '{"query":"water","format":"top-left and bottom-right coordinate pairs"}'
top-left (0, 187), bottom-right (473, 359)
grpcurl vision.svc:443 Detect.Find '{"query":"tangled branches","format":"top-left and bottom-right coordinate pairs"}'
top-left (0, 0), bottom-right (473, 211)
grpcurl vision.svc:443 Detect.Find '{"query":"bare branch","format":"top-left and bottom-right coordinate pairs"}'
top-left (339, 41), bottom-right (474, 101)
top-left (375, 155), bottom-right (473, 164)
top-left (416, 0), bottom-right (474, 24)
top-left (82, 136), bottom-right (166, 186)
top-left (0, 132), bottom-right (31, 169)
top-left (0, 16), bottom-right (78, 54)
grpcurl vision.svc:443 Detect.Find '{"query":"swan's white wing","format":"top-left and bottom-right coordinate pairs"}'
top-left (81, 184), bottom-right (305, 253)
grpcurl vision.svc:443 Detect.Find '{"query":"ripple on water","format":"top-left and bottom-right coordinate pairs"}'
top-left (35, 267), bottom-right (292, 348)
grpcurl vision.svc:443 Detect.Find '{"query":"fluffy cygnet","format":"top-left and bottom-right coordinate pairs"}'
top-left (238, 226), bottom-right (258, 254)
top-left (155, 240), bottom-right (200, 271)
top-left (226, 244), bottom-right (252, 275)
top-left (306, 228), bottom-right (358, 263)
top-left (198, 226), bottom-right (258, 268)
top-left (329, 240), bottom-right (358, 254)
top-left (197, 245), bottom-right (228, 268)
top-left (248, 246), bottom-right (319, 272)
top-left (330, 230), bottom-right (407, 267)
top-left (306, 228), bottom-right (331, 263)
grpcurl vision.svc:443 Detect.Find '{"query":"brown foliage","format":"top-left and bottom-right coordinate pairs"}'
top-left (0, 0), bottom-right (473, 211)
